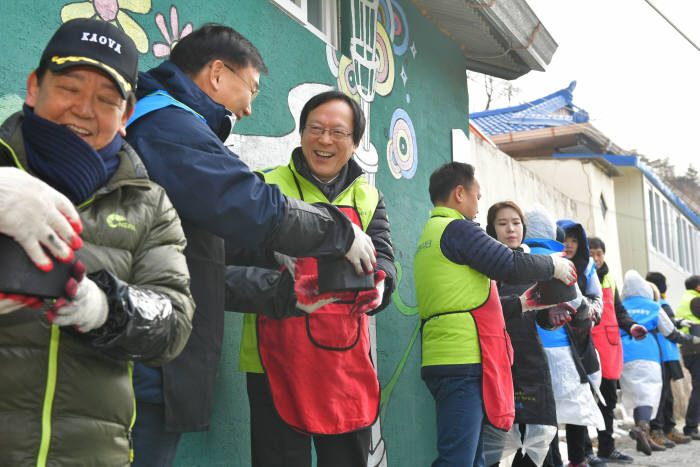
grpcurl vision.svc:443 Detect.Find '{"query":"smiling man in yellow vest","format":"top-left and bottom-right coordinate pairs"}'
top-left (414, 162), bottom-right (577, 467)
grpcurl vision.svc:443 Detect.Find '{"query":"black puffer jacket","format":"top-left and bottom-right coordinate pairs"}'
top-left (499, 277), bottom-right (557, 426)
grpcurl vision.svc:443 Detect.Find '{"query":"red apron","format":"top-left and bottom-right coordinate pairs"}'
top-left (257, 207), bottom-right (380, 435)
top-left (591, 287), bottom-right (623, 379)
top-left (472, 281), bottom-right (515, 431)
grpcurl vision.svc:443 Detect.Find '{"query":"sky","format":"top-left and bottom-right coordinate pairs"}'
top-left (467, 0), bottom-right (700, 175)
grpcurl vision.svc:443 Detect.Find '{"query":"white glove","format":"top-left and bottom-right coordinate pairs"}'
top-left (0, 167), bottom-right (82, 271)
top-left (550, 253), bottom-right (577, 286)
top-left (296, 296), bottom-right (338, 314)
top-left (376, 279), bottom-right (385, 305)
top-left (273, 251), bottom-right (296, 276)
top-left (51, 277), bottom-right (108, 332)
top-left (629, 324), bottom-right (648, 340)
top-left (692, 335), bottom-right (700, 345)
top-left (0, 297), bottom-right (27, 315)
top-left (0, 293), bottom-right (43, 315)
top-left (680, 319), bottom-right (694, 329)
top-left (344, 223), bottom-right (376, 275)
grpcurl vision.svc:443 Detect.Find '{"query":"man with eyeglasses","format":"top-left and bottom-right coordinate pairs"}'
top-left (124, 24), bottom-right (377, 467)
top-left (237, 89), bottom-right (395, 467)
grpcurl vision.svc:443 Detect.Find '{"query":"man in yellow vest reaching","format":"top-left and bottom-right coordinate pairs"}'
top-left (677, 275), bottom-right (700, 439)
top-left (414, 162), bottom-right (577, 467)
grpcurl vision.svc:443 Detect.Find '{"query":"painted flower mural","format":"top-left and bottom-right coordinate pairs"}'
top-left (153, 6), bottom-right (193, 58)
top-left (61, 0), bottom-right (151, 53)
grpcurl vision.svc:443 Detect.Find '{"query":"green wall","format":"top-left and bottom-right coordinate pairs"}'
top-left (0, 1), bottom-right (469, 465)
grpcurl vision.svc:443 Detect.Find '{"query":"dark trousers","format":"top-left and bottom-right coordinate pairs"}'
top-left (542, 432), bottom-right (562, 467)
top-left (651, 362), bottom-right (676, 432)
top-left (132, 401), bottom-right (182, 467)
top-left (247, 372), bottom-right (371, 467)
top-left (565, 424), bottom-right (587, 465)
top-left (583, 377), bottom-right (617, 457)
top-left (684, 353), bottom-right (700, 434)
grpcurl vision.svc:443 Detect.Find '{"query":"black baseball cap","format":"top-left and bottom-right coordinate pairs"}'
top-left (40, 18), bottom-right (138, 99)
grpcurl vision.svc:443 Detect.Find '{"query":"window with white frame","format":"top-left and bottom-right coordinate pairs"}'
top-left (654, 192), bottom-right (664, 254)
top-left (686, 222), bottom-right (700, 273)
top-left (270, 0), bottom-right (339, 47)
top-left (674, 214), bottom-right (687, 269)
top-left (646, 181), bottom-right (700, 272)
top-left (648, 188), bottom-right (657, 248)
top-left (663, 200), bottom-right (672, 258)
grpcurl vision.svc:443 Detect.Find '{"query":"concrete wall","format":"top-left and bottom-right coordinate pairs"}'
top-left (613, 169), bottom-right (650, 283)
top-left (469, 138), bottom-right (577, 226)
top-left (0, 1), bottom-right (474, 465)
top-left (513, 159), bottom-right (623, 282)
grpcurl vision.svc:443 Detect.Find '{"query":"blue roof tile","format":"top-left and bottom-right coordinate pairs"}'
top-left (471, 81), bottom-right (589, 135)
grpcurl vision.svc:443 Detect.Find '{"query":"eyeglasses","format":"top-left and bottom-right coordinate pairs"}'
top-left (222, 63), bottom-right (259, 100)
top-left (304, 124), bottom-right (353, 141)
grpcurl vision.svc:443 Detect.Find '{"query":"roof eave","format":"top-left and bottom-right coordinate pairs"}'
top-left (477, 0), bottom-right (558, 74)
top-left (415, 0), bottom-right (558, 80)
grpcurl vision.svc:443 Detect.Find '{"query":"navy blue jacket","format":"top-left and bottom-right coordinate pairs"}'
top-left (125, 61), bottom-right (288, 432)
top-left (127, 61), bottom-right (286, 243)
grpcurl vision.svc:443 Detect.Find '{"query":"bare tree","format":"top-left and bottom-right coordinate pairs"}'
top-left (468, 73), bottom-right (521, 110)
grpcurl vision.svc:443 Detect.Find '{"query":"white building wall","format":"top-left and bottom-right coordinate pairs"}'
top-left (516, 159), bottom-right (623, 285)
top-left (468, 136), bottom-right (579, 240)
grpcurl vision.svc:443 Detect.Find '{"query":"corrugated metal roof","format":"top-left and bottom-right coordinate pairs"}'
top-left (412, 0), bottom-right (558, 79)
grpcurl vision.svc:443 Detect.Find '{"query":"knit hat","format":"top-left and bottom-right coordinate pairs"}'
top-left (524, 204), bottom-right (556, 240)
top-left (621, 270), bottom-right (653, 301)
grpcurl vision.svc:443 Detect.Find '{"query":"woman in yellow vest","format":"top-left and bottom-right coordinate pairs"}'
top-left (238, 91), bottom-right (395, 467)
top-left (413, 162), bottom-right (577, 467)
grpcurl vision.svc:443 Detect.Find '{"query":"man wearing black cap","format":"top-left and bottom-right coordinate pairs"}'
top-left (124, 23), bottom-right (376, 466)
top-left (0, 18), bottom-right (195, 466)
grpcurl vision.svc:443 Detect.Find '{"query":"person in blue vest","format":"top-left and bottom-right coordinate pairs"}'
top-left (582, 237), bottom-right (640, 465)
top-left (618, 270), bottom-right (699, 455)
top-left (413, 167), bottom-right (577, 467)
top-left (123, 24), bottom-right (377, 466)
top-left (524, 208), bottom-right (604, 467)
top-left (646, 271), bottom-right (692, 446)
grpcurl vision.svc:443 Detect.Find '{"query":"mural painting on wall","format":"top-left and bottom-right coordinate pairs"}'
top-left (386, 108), bottom-right (417, 179)
top-left (33, 1), bottom-right (420, 464)
top-left (327, 0), bottom-right (417, 184)
top-left (61, 0), bottom-right (152, 53)
top-left (153, 5), bottom-right (193, 58)
top-left (225, 2), bottom-right (423, 462)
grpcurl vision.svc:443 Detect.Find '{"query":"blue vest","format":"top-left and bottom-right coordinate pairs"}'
top-left (656, 298), bottom-right (680, 362)
top-left (525, 238), bottom-right (571, 348)
top-left (621, 296), bottom-right (661, 364)
top-left (126, 90), bottom-right (206, 128)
